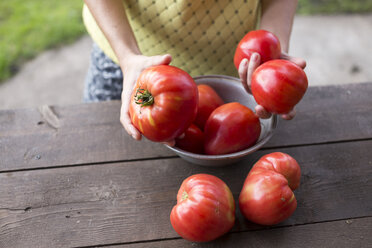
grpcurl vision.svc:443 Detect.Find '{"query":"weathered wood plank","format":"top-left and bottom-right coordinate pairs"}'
top-left (267, 83), bottom-right (372, 147)
top-left (1, 83), bottom-right (372, 171)
top-left (1, 140), bottom-right (371, 248)
top-left (0, 120), bottom-right (174, 169)
top-left (0, 102), bottom-right (174, 171)
top-left (116, 217), bottom-right (372, 248)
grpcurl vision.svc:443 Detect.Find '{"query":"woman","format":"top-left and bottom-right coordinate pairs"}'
top-left (82, 0), bottom-right (306, 141)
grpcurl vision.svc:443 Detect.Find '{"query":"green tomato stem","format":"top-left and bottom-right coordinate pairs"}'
top-left (181, 191), bottom-right (189, 202)
top-left (134, 88), bottom-right (154, 107)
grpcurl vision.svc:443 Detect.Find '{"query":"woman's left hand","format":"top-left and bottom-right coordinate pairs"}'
top-left (238, 52), bottom-right (306, 120)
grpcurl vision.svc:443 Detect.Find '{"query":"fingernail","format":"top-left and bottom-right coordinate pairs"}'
top-left (241, 59), bottom-right (247, 67)
top-left (252, 53), bottom-right (258, 62)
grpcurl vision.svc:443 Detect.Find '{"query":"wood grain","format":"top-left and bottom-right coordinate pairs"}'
top-left (0, 101), bottom-right (174, 171)
top-left (1, 140), bottom-right (371, 248)
top-left (117, 217), bottom-right (372, 248)
top-left (267, 83), bottom-right (372, 147)
top-left (1, 83), bottom-right (372, 172)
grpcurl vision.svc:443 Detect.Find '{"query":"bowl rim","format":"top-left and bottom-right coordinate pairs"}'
top-left (164, 74), bottom-right (278, 160)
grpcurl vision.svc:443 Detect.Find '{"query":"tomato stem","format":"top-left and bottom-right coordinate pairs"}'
top-left (134, 88), bottom-right (154, 107)
top-left (181, 191), bottom-right (188, 201)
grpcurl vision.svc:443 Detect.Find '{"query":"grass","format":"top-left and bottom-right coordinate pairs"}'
top-left (0, 0), bottom-right (371, 82)
top-left (0, 0), bottom-right (85, 81)
top-left (297, 0), bottom-right (372, 15)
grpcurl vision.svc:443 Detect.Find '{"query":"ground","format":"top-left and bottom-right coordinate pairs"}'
top-left (0, 14), bottom-right (371, 110)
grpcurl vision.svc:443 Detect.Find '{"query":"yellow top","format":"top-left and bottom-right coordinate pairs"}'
top-left (83, 0), bottom-right (261, 77)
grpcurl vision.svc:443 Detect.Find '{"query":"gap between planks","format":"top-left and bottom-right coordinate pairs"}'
top-left (1, 137), bottom-right (372, 174)
top-left (72, 215), bottom-right (372, 248)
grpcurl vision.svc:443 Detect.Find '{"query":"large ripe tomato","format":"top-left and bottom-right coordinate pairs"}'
top-left (251, 59), bottom-right (308, 114)
top-left (204, 102), bottom-right (261, 155)
top-left (129, 65), bottom-right (198, 142)
top-left (194, 84), bottom-right (224, 130)
top-left (175, 124), bottom-right (204, 154)
top-left (170, 174), bottom-right (235, 242)
top-left (234, 30), bottom-right (281, 70)
top-left (239, 152), bottom-right (301, 225)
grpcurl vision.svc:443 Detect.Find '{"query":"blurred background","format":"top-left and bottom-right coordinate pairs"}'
top-left (0, 0), bottom-right (371, 110)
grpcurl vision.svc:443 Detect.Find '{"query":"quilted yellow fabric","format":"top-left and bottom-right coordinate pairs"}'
top-left (83, 0), bottom-right (261, 77)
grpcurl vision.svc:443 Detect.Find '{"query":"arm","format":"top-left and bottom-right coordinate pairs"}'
top-left (260, 0), bottom-right (297, 53)
top-left (84, 0), bottom-right (172, 140)
top-left (84, 0), bottom-right (140, 67)
top-left (239, 0), bottom-right (306, 120)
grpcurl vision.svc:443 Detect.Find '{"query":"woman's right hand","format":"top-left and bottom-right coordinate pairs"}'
top-left (83, 1), bottom-right (173, 141)
top-left (119, 53), bottom-right (172, 141)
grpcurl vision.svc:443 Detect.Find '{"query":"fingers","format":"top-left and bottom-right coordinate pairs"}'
top-left (255, 105), bottom-right (296, 120)
top-left (255, 105), bottom-right (272, 119)
top-left (146, 54), bottom-right (172, 67)
top-left (281, 108), bottom-right (296, 120)
top-left (280, 52), bottom-right (306, 69)
top-left (238, 58), bottom-right (249, 93)
top-left (289, 57), bottom-right (307, 69)
top-left (247, 53), bottom-right (260, 88)
top-left (120, 54), bottom-right (173, 141)
top-left (238, 54), bottom-right (269, 119)
top-left (237, 53), bottom-right (301, 121)
top-left (120, 102), bottom-right (142, 140)
top-left (161, 54), bottom-right (172, 65)
top-left (162, 140), bottom-right (175, 147)
top-left (162, 132), bottom-right (184, 147)
top-left (120, 78), bottom-right (141, 140)
top-left (177, 133), bottom-right (185, 139)
top-left (238, 53), bottom-right (299, 121)
top-left (120, 114), bottom-right (142, 140)
top-left (238, 53), bottom-right (260, 94)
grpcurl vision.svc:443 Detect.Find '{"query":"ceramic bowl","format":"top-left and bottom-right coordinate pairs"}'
top-left (165, 75), bottom-right (277, 166)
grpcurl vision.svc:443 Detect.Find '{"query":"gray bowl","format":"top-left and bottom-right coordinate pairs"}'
top-left (165, 75), bottom-right (277, 166)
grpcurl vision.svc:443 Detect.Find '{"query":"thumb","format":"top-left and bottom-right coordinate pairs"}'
top-left (280, 52), bottom-right (306, 69)
top-left (146, 54), bottom-right (172, 67)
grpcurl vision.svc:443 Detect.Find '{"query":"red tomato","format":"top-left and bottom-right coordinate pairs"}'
top-left (234, 30), bottom-right (281, 70)
top-left (194, 84), bottom-right (224, 130)
top-left (251, 59), bottom-right (308, 114)
top-left (204, 102), bottom-right (261, 155)
top-left (175, 124), bottom-right (204, 154)
top-left (170, 174), bottom-right (235, 242)
top-left (129, 65), bottom-right (198, 142)
top-left (239, 152), bottom-right (301, 225)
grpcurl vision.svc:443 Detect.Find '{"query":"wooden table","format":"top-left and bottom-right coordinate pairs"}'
top-left (0, 83), bottom-right (371, 248)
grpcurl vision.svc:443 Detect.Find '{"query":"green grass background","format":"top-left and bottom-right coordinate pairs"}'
top-left (0, 0), bottom-right (371, 82)
top-left (0, 0), bottom-right (85, 81)
top-left (297, 0), bottom-right (372, 14)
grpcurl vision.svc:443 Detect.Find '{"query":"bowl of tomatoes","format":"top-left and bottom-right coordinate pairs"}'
top-left (165, 75), bottom-right (277, 166)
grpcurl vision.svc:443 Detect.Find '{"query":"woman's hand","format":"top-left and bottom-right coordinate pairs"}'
top-left (244, 0), bottom-right (305, 119)
top-left (119, 54), bottom-right (172, 141)
top-left (84, 1), bottom-right (176, 144)
top-left (238, 52), bottom-right (306, 120)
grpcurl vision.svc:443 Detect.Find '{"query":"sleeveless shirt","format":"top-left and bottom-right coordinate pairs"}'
top-left (83, 0), bottom-right (261, 77)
